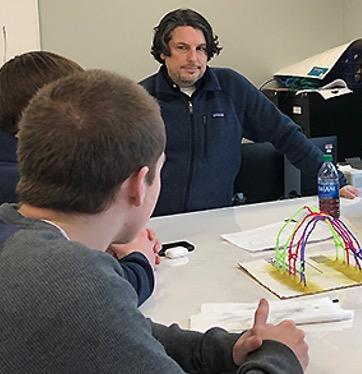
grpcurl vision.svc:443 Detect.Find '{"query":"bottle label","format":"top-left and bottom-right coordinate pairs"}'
top-left (318, 183), bottom-right (339, 198)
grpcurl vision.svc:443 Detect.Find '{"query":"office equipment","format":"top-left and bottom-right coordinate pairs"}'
top-left (263, 88), bottom-right (362, 162)
top-left (274, 39), bottom-right (362, 90)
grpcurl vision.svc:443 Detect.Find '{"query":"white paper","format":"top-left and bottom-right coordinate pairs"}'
top-left (295, 79), bottom-right (353, 100)
top-left (190, 297), bottom-right (353, 333)
top-left (221, 220), bottom-right (332, 252)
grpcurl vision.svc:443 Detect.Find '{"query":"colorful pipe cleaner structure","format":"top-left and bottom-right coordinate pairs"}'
top-left (274, 205), bottom-right (362, 286)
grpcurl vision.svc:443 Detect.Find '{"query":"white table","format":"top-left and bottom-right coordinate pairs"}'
top-left (141, 196), bottom-right (362, 373)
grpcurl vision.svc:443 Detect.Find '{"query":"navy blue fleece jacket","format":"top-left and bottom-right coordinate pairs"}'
top-left (141, 66), bottom-right (347, 216)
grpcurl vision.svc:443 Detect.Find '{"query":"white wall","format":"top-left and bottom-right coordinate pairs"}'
top-left (38, 0), bottom-right (344, 86)
top-left (0, 0), bottom-right (40, 66)
top-left (342, 0), bottom-right (362, 42)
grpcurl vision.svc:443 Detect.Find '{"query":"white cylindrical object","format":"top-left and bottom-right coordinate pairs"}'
top-left (165, 247), bottom-right (189, 259)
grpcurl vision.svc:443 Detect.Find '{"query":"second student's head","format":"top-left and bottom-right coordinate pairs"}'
top-left (0, 51), bottom-right (83, 134)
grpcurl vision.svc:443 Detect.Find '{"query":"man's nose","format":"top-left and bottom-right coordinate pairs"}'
top-left (187, 48), bottom-right (197, 61)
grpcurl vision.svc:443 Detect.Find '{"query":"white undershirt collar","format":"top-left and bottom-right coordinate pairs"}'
top-left (180, 85), bottom-right (196, 97)
top-left (42, 219), bottom-right (70, 240)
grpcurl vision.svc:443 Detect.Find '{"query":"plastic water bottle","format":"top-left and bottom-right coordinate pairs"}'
top-left (317, 145), bottom-right (340, 218)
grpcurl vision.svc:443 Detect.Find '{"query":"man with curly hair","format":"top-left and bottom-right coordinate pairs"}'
top-left (141, 8), bottom-right (358, 217)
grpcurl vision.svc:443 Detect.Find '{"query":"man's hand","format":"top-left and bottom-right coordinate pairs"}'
top-left (340, 185), bottom-right (359, 199)
top-left (107, 228), bottom-right (161, 268)
top-left (233, 299), bottom-right (309, 371)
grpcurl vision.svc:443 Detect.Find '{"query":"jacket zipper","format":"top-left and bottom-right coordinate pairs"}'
top-left (188, 101), bottom-right (193, 114)
top-left (202, 115), bottom-right (207, 158)
top-left (184, 99), bottom-right (194, 212)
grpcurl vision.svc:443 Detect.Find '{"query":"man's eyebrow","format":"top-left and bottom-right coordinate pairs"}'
top-left (173, 42), bottom-right (189, 45)
top-left (172, 42), bottom-right (206, 46)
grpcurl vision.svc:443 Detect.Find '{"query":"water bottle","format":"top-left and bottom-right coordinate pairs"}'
top-left (317, 145), bottom-right (340, 218)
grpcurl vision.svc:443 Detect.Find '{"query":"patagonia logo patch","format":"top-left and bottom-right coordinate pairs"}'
top-left (212, 112), bottom-right (225, 118)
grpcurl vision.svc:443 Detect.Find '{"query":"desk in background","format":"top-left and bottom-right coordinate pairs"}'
top-left (141, 196), bottom-right (362, 374)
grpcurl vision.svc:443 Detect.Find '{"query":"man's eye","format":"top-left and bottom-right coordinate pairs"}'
top-left (198, 46), bottom-right (207, 53)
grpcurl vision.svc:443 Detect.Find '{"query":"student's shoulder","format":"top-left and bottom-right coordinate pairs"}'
top-left (3, 221), bottom-right (128, 292)
top-left (52, 239), bottom-right (127, 285)
top-left (35, 239), bottom-right (139, 311)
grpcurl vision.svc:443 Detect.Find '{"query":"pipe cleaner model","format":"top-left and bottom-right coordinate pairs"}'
top-left (274, 206), bottom-right (362, 286)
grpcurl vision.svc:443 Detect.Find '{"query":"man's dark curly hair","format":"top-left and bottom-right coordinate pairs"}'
top-left (151, 8), bottom-right (222, 63)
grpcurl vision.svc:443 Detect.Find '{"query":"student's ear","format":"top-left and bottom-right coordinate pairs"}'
top-left (128, 166), bottom-right (149, 207)
top-left (160, 53), bottom-right (166, 61)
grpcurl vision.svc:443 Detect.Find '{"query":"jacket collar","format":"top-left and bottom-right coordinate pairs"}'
top-left (155, 65), bottom-right (221, 95)
top-left (0, 130), bottom-right (17, 162)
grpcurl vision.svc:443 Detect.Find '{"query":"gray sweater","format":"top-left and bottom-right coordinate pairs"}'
top-left (0, 204), bottom-right (302, 373)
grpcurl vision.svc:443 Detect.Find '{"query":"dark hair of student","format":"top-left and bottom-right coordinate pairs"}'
top-left (0, 51), bottom-right (83, 134)
top-left (151, 8), bottom-right (222, 63)
top-left (17, 70), bottom-right (166, 214)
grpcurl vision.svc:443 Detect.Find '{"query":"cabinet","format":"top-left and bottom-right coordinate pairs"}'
top-left (263, 88), bottom-right (362, 162)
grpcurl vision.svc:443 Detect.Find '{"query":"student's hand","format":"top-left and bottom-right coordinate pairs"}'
top-left (340, 184), bottom-right (359, 199)
top-left (232, 299), bottom-right (309, 371)
top-left (107, 228), bottom-right (161, 268)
